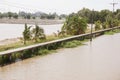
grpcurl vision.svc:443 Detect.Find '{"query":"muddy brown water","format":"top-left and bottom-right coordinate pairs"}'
top-left (0, 33), bottom-right (120, 80)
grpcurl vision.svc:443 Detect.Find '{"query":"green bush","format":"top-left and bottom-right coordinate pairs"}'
top-left (105, 31), bottom-right (114, 35)
top-left (38, 49), bottom-right (53, 55)
top-left (62, 40), bottom-right (82, 48)
top-left (105, 29), bottom-right (120, 35)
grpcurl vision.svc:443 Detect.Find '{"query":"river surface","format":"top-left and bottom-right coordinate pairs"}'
top-left (0, 24), bottom-right (63, 40)
top-left (0, 33), bottom-right (120, 80)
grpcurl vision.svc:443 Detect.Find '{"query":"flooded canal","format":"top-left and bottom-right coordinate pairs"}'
top-left (0, 33), bottom-right (120, 80)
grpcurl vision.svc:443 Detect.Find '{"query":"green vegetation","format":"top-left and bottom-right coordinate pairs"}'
top-left (105, 29), bottom-right (120, 35)
top-left (77, 8), bottom-right (120, 24)
top-left (0, 8), bottom-right (120, 24)
top-left (62, 40), bottom-right (83, 48)
top-left (0, 11), bottom-right (67, 20)
top-left (38, 49), bottom-right (57, 56)
top-left (95, 20), bottom-right (101, 31)
top-left (62, 14), bottom-right (87, 35)
top-left (1, 8), bottom-right (120, 66)
top-left (105, 31), bottom-right (114, 35)
top-left (102, 22), bottom-right (108, 29)
top-left (23, 24), bottom-right (46, 44)
top-left (0, 20), bottom-right (89, 65)
top-left (23, 24), bottom-right (31, 44)
top-left (0, 38), bottom-right (88, 66)
top-left (32, 25), bottom-right (46, 42)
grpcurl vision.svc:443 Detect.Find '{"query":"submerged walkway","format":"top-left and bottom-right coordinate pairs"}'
top-left (0, 33), bottom-right (120, 80)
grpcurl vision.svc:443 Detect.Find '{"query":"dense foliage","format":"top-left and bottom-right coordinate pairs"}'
top-left (78, 8), bottom-right (120, 23)
top-left (23, 24), bottom-right (46, 44)
top-left (23, 24), bottom-right (31, 44)
top-left (95, 21), bottom-right (101, 31)
top-left (78, 8), bottom-right (120, 31)
top-left (62, 14), bottom-right (87, 35)
top-left (32, 25), bottom-right (46, 42)
top-left (0, 11), bottom-right (67, 20)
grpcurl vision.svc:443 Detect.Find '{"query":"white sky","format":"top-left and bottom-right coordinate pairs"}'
top-left (0, 0), bottom-right (120, 14)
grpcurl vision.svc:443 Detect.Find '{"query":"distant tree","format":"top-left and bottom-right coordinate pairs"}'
top-left (26, 14), bottom-right (31, 19)
top-left (40, 15), bottom-right (46, 19)
top-left (23, 24), bottom-right (31, 44)
top-left (19, 11), bottom-right (27, 19)
top-left (32, 16), bottom-right (36, 19)
top-left (40, 13), bottom-right (48, 19)
top-left (78, 8), bottom-right (91, 23)
top-left (99, 10), bottom-right (112, 23)
top-left (115, 9), bottom-right (120, 15)
top-left (0, 13), bottom-right (3, 19)
top-left (7, 12), bottom-right (13, 19)
top-left (62, 14), bottom-right (87, 35)
top-left (92, 11), bottom-right (100, 23)
top-left (13, 13), bottom-right (18, 19)
top-left (116, 12), bottom-right (120, 20)
top-left (47, 13), bottom-right (57, 19)
top-left (59, 14), bottom-right (67, 19)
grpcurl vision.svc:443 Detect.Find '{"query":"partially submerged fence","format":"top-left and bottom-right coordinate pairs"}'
top-left (0, 26), bottom-right (120, 66)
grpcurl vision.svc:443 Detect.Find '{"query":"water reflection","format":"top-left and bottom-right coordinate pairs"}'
top-left (0, 33), bottom-right (120, 80)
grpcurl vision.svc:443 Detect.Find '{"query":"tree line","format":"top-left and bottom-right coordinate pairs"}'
top-left (77, 8), bottom-right (120, 23)
top-left (79, 8), bottom-right (120, 28)
top-left (61, 8), bottom-right (120, 35)
top-left (0, 11), bottom-right (67, 20)
top-left (22, 8), bottom-right (120, 45)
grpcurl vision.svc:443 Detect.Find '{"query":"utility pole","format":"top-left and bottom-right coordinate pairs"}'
top-left (110, 0), bottom-right (118, 13)
top-left (110, 0), bottom-right (118, 29)
top-left (90, 9), bottom-right (94, 42)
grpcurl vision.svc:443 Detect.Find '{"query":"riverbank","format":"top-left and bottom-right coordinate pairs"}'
top-left (0, 18), bottom-right (64, 25)
top-left (1, 33), bottom-right (120, 80)
top-left (0, 27), bottom-right (120, 66)
top-left (0, 38), bottom-right (21, 46)
top-left (0, 28), bottom-right (120, 51)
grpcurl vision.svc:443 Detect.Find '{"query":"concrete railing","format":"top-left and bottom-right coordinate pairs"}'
top-left (0, 26), bottom-right (120, 56)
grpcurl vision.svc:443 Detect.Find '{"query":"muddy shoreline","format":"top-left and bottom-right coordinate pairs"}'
top-left (0, 18), bottom-right (64, 25)
top-left (0, 37), bottom-right (21, 46)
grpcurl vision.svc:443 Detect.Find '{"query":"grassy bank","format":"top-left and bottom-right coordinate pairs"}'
top-left (0, 35), bottom-right (71, 52)
top-left (105, 29), bottom-right (120, 35)
top-left (0, 28), bottom-right (120, 66)
top-left (0, 39), bottom-right (88, 66)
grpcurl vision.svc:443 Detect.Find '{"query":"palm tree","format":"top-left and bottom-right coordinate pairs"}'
top-left (102, 22), bottom-right (108, 29)
top-left (95, 20), bottom-right (101, 31)
top-left (23, 23), bottom-right (31, 44)
top-left (32, 25), bottom-right (46, 42)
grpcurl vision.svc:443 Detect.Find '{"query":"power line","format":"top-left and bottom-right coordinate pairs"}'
top-left (110, 0), bottom-right (118, 30)
top-left (0, 0), bottom-right (40, 12)
top-left (110, 0), bottom-right (118, 12)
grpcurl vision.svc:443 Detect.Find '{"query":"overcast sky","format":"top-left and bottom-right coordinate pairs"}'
top-left (0, 0), bottom-right (120, 14)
